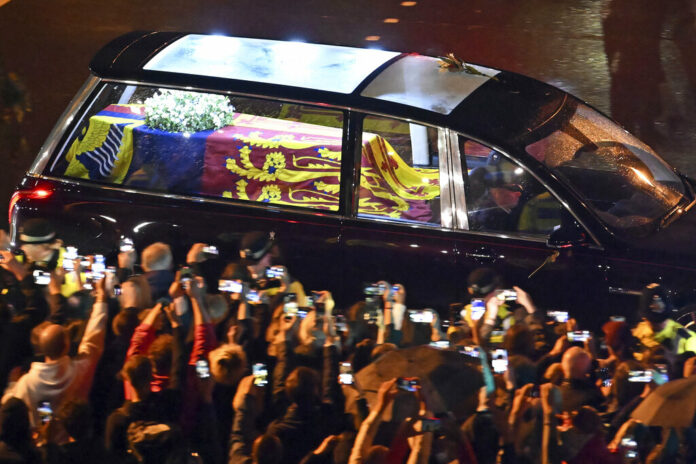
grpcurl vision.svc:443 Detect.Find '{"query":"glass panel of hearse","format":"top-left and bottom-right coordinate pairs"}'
top-left (143, 34), bottom-right (400, 94)
top-left (53, 84), bottom-right (346, 212)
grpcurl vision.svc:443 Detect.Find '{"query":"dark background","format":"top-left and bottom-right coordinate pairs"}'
top-left (1, 0), bottom-right (695, 228)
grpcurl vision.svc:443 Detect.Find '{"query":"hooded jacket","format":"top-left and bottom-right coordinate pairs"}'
top-left (1, 301), bottom-right (108, 427)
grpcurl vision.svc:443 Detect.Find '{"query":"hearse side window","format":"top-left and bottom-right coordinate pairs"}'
top-left (356, 115), bottom-right (442, 225)
top-left (460, 138), bottom-right (562, 236)
top-left (50, 84), bottom-right (345, 212)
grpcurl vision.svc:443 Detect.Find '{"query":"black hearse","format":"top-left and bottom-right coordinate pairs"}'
top-left (11, 32), bottom-right (696, 326)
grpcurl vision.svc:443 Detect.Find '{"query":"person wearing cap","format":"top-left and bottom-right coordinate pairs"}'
top-left (15, 218), bottom-right (83, 298)
top-left (633, 283), bottom-right (696, 355)
top-left (459, 268), bottom-right (537, 343)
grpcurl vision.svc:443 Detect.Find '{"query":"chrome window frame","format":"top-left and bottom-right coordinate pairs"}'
top-left (449, 132), bottom-right (602, 247)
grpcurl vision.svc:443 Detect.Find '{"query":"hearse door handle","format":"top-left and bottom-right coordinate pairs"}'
top-left (465, 247), bottom-right (497, 263)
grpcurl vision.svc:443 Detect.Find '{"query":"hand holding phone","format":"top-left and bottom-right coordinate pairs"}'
top-left (397, 377), bottom-right (419, 392)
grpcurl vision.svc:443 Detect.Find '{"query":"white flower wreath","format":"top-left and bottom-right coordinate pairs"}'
top-left (144, 89), bottom-right (236, 133)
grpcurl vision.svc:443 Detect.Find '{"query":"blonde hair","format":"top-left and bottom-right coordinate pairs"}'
top-left (141, 242), bottom-right (172, 272)
top-left (209, 344), bottom-right (247, 386)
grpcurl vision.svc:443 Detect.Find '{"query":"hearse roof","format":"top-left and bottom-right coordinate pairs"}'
top-left (90, 31), bottom-right (567, 144)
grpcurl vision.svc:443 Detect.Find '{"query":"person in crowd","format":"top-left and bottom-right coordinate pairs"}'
top-left (0, 398), bottom-right (39, 464)
top-left (2, 276), bottom-right (108, 427)
top-left (633, 283), bottom-right (696, 355)
top-left (557, 346), bottom-right (604, 413)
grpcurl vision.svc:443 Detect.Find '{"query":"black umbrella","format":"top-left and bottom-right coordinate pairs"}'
top-left (631, 375), bottom-right (696, 428)
top-left (355, 345), bottom-right (483, 420)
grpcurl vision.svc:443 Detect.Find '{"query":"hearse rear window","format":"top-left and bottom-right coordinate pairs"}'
top-left (49, 84), bottom-right (346, 212)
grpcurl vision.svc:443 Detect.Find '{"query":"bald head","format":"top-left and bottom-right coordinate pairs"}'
top-left (40, 324), bottom-right (69, 360)
top-left (561, 346), bottom-right (592, 380)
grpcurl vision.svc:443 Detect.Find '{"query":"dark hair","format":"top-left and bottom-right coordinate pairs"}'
top-left (504, 323), bottom-right (534, 357)
top-left (149, 334), bottom-right (173, 375)
top-left (0, 398), bottom-right (31, 448)
top-left (113, 307), bottom-right (140, 339)
top-left (120, 355), bottom-right (153, 392)
top-left (285, 367), bottom-right (319, 404)
top-left (252, 434), bottom-right (282, 464)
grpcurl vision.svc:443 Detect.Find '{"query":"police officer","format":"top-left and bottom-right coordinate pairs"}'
top-left (633, 283), bottom-right (696, 355)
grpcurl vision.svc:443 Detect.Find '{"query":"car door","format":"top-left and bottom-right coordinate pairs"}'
top-left (451, 133), bottom-right (611, 328)
top-left (339, 113), bottom-right (460, 313)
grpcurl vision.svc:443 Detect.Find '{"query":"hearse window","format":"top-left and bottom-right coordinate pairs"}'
top-left (460, 138), bottom-right (562, 236)
top-left (50, 84), bottom-right (345, 212)
top-left (356, 115), bottom-right (442, 225)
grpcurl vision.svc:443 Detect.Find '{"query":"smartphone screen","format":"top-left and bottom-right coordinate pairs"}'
top-left (180, 266), bottom-right (193, 282)
top-left (203, 245), bottom-right (219, 255)
top-left (253, 363), bottom-right (268, 386)
top-left (195, 359), bottom-right (210, 379)
top-left (33, 269), bottom-right (50, 286)
top-left (460, 345), bottom-right (480, 358)
top-left (38, 401), bottom-right (52, 424)
top-left (567, 330), bottom-right (590, 342)
top-left (120, 237), bottom-right (134, 253)
top-left (283, 301), bottom-right (298, 317)
top-left (496, 289), bottom-right (517, 302)
top-left (397, 377), bottom-right (418, 392)
top-left (628, 370), bottom-right (653, 383)
top-left (470, 299), bottom-right (486, 321)
top-left (547, 310), bottom-right (568, 323)
top-left (421, 418), bottom-right (441, 432)
top-left (339, 362), bottom-right (354, 385)
top-left (429, 340), bottom-right (450, 349)
top-left (246, 290), bottom-right (260, 304)
top-left (219, 279), bottom-right (243, 293)
top-left (491, 349), bottom-right (508, 374)
top-left (63, 246), bottom-right (78, 271)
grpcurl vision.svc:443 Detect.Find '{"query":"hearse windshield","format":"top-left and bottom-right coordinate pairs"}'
top-left (525, 100), bottom-right (686, 232)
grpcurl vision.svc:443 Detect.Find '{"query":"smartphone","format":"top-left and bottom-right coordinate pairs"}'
top-left (195, 359), bottom-right (210, 379)
top-left (33, 269), bottom-right (51, 286)
top-left (92, 254), bottom-right (105, 275)
top-left (567, 330), bottom-right (590, 342)
top-left (246, 290), bottom-right (260, 304)
top-left (157, 296), bottom-right (173, 306)
top-left (397, 377), bottom-right (419, 392)
top-left (621, 437), bottom-right (638, 459)
top-left (653, 364), bottom-right (669, 385)
top-left (339, 362), bottom-right (354, 385)
top-left (429, 340), bottom-right (450, 349)
top-left (266, 266), bottom-right (285, 279)
top-left (491, 349), bottom-right (508, 374)
top-left (364, 283), bottom-right (386, 296)
top-left (628, 370), bottom-right (653, 383)
top-left (253, 363), bottom-right (268, 386)
top-left (529, 384), bottom-right (540, 398)
top-left (219, 279), bottom-right (243, 293)
top-left (496, 289), bottom-right (517, 302)
top-left (421, 418), bottom-right (441, 432)
top-left (610, 315), bottom-right (626, 322)
top-left (180, 266), bottom-right (193, 282)
top-left (335, 315), bottom-right (348, 332)
top-left (547, 310), bottom-right (569, 323)
top-left (119, 237), bottom-right (134, 253)
top-left (113, 284), bottom-right (122, 296)
top-left (470, 299), bottom-right (486, 321)
top-left (283, 301), bottom-right (299, 317)
top-left (38, 401), bottom-right (52, 425)
top-left (202, 245), bottom-right (219, 256)
top-left (460, 345), bottom-right (480, 358)
top-left (409, 310), bottom-right (433, 324)
top-left (63, 246), bottom-right (78, 271)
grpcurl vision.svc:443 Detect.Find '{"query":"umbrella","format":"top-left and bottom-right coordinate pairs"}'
top-left (354, 345), bottom-right (483, 420)
top-left (631, 375), bottom-right (696, 428)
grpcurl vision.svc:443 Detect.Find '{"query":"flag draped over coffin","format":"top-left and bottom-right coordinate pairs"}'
top-left (63, 104), bottom-right (440, 222)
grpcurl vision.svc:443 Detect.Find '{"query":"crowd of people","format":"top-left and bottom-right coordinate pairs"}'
top-left (1, 218), bottom-right (696, 464)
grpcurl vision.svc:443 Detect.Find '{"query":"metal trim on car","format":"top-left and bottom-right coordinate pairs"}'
top-left (30, 75), bottom-right (101, 175)
top-left (437, 128), bottom-right (454, 229)
top-left (447, 130), bottom-right (469, 230)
